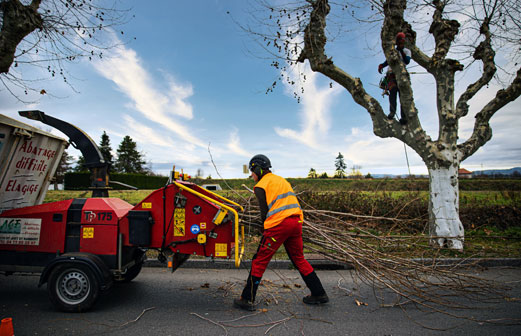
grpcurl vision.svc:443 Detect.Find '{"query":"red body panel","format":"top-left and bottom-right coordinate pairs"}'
top-left (77, 198), bottom-right (132, 255)
top-left (80, 198), bottom-right (132, 226)
top-left (0, 199), bottom-right (72, 253)
top-left (80, 225), bottom-right (118, 255)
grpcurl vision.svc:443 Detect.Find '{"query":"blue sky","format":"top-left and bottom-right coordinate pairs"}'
top-left (1, 0), bottom-right (520, 178)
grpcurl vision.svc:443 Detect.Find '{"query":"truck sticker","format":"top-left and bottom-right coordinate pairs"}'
top-left (142, 202), bottom-right (152, 209)
top-left (192, 205), bottom-right (202, 214)
top-left (0, 133), bottom-right (66, 213)
top-left (0, 218), bottom-right (41, 246)
top-left (173, 208), bottom-right (185, 237)
top-left (215, 243), bottom-right (227, 257)
top-left (84, 211), bottom-right (112, 222)
top-left (84, 211), bottom-right (96, 222)
top-left (83, 227), bottom-right (94, 239)
top-left (190, 224), bottom-right (200, 234)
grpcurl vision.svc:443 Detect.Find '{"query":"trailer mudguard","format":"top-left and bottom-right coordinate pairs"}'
top-left (38, 252), bottom-right (113, 291)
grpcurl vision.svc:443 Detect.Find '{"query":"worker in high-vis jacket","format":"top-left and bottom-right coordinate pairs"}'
top-left (234, 154), bottom-right (329, 311)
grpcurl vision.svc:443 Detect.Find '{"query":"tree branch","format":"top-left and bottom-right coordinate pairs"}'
top-left (429, 0), bottom-right (460, 64)
top-left (297, 0), bottom-right (442, 165)
top-left (458, 66), bottom-right (521, 161)
top-left (298, 0), bottom-right (388, 133)
top-left (455, 11), bottom-right (497, 119)
top-left (0, 0), bottom-right (43, 73)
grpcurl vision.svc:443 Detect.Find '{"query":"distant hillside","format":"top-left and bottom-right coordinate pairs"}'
top-left (472, 167), bottom-right (521, 176)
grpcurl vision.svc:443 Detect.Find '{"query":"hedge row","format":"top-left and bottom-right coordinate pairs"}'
top-left (201, 178), bottom-right (521, 191)
top-left (64, 172), bottom-right (168, 190)
top-left (65, 173), bottom-right (521, 192)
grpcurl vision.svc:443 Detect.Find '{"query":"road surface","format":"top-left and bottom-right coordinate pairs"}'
top-left (1, 267), bottom-right (520, 335)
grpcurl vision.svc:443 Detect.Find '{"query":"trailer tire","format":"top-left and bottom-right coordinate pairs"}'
top-left (116, 261), bottom-right (143, 283)
top-left (48, 263), bottom-right (99, 312)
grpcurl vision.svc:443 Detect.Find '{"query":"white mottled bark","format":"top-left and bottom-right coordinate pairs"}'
top-left (428, 165), bottom-right (464, 250)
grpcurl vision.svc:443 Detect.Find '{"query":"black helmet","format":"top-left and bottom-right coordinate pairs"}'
top-left (249, 154), bottom-right (271, 171)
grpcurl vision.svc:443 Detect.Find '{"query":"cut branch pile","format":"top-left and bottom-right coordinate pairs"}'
top-left (235, 191), bottom-right (515, 323)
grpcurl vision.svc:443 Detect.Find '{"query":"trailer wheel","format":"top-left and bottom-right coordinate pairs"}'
top-left (48, 264), bottom-right (99, 312)
top-left (116, 261), bottom-right (143, 283)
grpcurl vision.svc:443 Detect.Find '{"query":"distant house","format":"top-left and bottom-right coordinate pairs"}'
top-left (458, 168), bottom-right (473, 179)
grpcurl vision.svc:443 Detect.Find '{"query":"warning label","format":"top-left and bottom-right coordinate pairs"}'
top-left (173, 208), bottom-right (185, 237)
top-left (215, 243), bottom-right (227, 257)
top-left (83, 227), bottom-right (94, 239)
top-left (0, 218), bottom-right (41, 246)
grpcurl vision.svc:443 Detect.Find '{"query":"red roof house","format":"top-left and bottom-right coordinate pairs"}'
top-left (458, 168), bottom-right (473, 178)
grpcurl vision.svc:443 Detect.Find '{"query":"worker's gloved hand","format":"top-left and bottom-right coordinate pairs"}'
top-left (378, 64), bottom-right (384, 74)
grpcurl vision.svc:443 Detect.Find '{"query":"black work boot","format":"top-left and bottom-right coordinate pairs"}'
top-left (234, 274), bottom-right (261, 311)
top-left (302, 271), bottom-right (329, 305)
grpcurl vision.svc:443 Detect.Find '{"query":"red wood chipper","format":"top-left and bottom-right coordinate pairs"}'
top-left (0, 111), bottom-right (244, 312)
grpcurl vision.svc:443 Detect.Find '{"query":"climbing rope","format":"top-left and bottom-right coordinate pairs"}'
top-left (403, 142), bottom-right (411, 177)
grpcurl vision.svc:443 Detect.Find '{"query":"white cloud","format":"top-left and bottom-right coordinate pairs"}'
top-left (343, 127), bottom-right (426, 174)
top-left (275, 63), bottom-right (342, 149)
top-left (227, 128), bottom-right (252, 158)
top-left (121, 115), bottom-right (174, 147)
top-left (92, 38), bottom-right (204, 148)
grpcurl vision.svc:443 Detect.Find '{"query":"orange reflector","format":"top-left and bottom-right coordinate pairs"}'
top-left (168, 261), bottom-right (173, 268)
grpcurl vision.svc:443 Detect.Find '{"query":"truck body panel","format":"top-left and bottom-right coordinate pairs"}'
top-left (0, 114), bottom-right (68, 213)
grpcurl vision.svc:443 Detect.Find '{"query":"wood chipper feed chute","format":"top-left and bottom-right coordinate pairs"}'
top-left (173, 181), bottom-right (245, 268)
top-left (120, 181), bottom-right (245, 268)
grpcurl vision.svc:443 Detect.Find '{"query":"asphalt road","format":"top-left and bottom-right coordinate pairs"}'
top-left (1, 267), bottom-right (521, 335)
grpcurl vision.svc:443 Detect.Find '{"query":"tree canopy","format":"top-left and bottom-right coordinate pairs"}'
top-left (0, 0), bottom-right (131, 100)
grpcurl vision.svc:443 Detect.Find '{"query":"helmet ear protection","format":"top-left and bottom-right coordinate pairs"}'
top-left (251, 163), bottom-right (263, 177)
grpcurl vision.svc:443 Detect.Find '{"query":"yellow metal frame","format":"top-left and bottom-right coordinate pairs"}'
top-left (173, 181), bottom-right (244, 267)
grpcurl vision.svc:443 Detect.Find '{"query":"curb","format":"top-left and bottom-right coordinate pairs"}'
top-left (144, 258), bottom-right (521, 270)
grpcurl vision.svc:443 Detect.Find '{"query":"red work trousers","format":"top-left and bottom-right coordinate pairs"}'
top-left (250, 215), bottom-right (314, 278)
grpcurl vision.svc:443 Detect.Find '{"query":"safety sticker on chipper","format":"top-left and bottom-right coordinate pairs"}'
top-left (83, 227), bottom-right (94, 239)
top-left (173, 208), bottom-right (186, 237)
top-left (215, 243), bottom-right (227, 257)
top-left (0, 218), bottom-right (41, 246)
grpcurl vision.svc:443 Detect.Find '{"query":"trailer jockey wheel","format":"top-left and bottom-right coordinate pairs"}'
top-left (48, 264), bottom-right (100, 312)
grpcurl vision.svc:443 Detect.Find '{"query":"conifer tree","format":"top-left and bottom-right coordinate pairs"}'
top-left (115, 135), bottom-right (147, 173)
top-left (334, 152), bottom-right (347, 178)
top-left (99, 131), bottom-right (114, 167)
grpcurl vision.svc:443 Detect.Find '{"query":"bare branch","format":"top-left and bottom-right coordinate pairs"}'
top-left (456, 2), bottom-right (497, 119)
top-left (458, 66), bottom-right (521, 160)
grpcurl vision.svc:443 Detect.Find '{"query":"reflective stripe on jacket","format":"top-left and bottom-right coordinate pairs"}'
top-left (254, 173), bottom-right (303, 229)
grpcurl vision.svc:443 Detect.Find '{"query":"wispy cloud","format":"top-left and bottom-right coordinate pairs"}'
top-left (121, 115), bottom-right (174, 147)
top-left (227, 128), bottom-right (252, 158)
top-left (343, 127), bottom-right (426, 174)
top-left (275, 61), bottom-right (342, 150)
top-left (92, 36), bottom-right (204, 148)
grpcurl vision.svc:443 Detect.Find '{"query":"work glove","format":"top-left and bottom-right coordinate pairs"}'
top-left (378, 64), bottom-right (384, 74)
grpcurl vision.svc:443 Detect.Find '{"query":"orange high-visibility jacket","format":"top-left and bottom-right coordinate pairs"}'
top-left (254, 173), bottom-right (303, 229)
